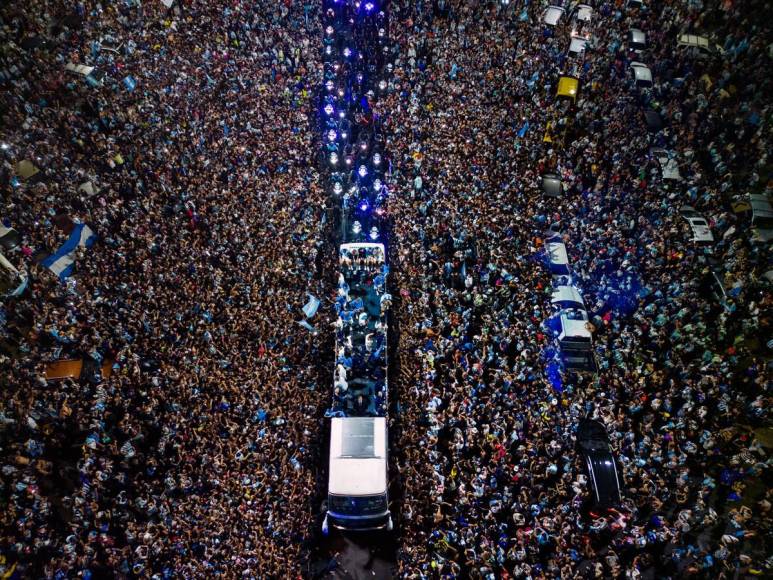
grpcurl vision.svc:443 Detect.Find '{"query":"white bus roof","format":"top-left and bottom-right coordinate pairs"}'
top-left (552, 285), bottom-right (586, 308)
top-left (547, 242), bottom-right (569, 265)
top-left (329, 417), bottom-right (387, 496)
top-left (560, 314), bottom-right (592, 339)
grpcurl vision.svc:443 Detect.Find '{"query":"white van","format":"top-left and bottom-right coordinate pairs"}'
top-left (324, 417), bottom-right (392, 532)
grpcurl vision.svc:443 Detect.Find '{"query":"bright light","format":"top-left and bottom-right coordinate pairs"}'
top-left (333, 182), bottom-right (343, 194)
top-left (360, 141), bottom-right (368, 150)
top-left (345, 157), bottom-right (352, 166)
top-left (325, 46), bottom-right (332, 55)
top-left (337, 89), bottom-right (345, 97)
top-left (324, 104), bottom-right (334, 115)
top-left (326, 26), bottom-right (334, 35)
top-left (378, 80), bottom-right (387, 91)
top-left (359, 200), bottom-right (369, 212)
top-left (341, 132), bottom-right (348, 140)
top-left (325, 80), bottom-right (334, 91)
top-left (358, 165), bottom-right (368, 178)
top-left (357, 74), bottom-right (364, 83)
top-left (373, 153), bottom-right (381, 165)
top-left (352, 221), bottom-right (362, 234)
top-left (343, 48), bottom-right (351, 58)
top-left (338, 111), bottom-right (345, 118)
top-left (327, 129), bottom-right (337, 142)
top-left (373, 179), bottom-right (382, 191)
top-left (378, 28), bottom-right (385, 37)
top-left (329, 152), bottom-right (338, 165)
top-left (0, 143), bottom-right (8, 150)
top-left (365, 3), bottom-right (375, 12)
top-left (369, 227), bottom-right (379, 240)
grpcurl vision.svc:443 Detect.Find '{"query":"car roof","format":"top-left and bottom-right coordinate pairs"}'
top-left (577, 418), bottom-right (609, 442)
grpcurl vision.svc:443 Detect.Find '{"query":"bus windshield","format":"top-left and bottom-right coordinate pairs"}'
top-left (329, 493), bottom-right (387, 515)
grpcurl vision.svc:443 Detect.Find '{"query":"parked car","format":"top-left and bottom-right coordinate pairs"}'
top-left (630, 62), bottom-right (653, 88)
top-left (677, 33), bottom-right (724, 57)
top-left (643, 109), bottom-right (663, 132)
top-left (570, 4), bottom-right (593, 37)
top-left (628, 28), bottom-right (646, 52)
top-left (542, 5), bottom-right (565, 26)
top-left (568, 35), bottom-right (589, 57)
top-left (541, 172), bottom-right (564, 198)
top-left (576, 419), bottom-right (622, 507)
top-left (649, 147), bottom-right (682, 181)
top-left (680, 205), bottom-right (715, 244)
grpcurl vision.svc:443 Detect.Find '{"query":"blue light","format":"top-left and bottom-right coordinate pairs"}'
top-left (359, 200), bottom-right (369, 212)
top-left (358, 165), bottom-right (368, 178)
top-left (325, 80), bottom-right (334, 91)
top-left (327, 129), bottom-right (337, 142)
top-left (365, 2), bottom-right (375, 11)
top-left (373, 153), bottom-right (381, 165)
top-left (343, 48), bottom-right (352, 58)
top-left (369, 227), bottom-right (379, 240)
top-left (324, 104), bottom-right (334, 116)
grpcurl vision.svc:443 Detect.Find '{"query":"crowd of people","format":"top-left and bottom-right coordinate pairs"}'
top-left (0, 0), bottom-right (770, 578)
top-left (1, 0), bottom-right (333, 576)
top-left (386, 0), bottom-right (771, 577)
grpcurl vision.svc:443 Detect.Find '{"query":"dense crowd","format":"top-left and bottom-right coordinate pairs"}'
top-left (0, 0), bottom-right (771, 578)
top-left (387, 0), bottom-right (771, 578)
top-left (1, 0), bottom-right (331, 577)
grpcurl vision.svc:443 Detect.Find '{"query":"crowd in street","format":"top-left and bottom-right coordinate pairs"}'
top-left (1, 0), bottom-right (330, 577)
top-left (386, 0), bottom-right (771, 578)
top-left (0, 0), bottom-right (771, 578)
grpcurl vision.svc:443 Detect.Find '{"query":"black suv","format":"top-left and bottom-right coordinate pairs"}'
top-left (576, 419), bottom-right (622, 507)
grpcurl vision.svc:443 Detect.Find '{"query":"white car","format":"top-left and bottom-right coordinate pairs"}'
top-left (571, 4), bottom-right (593, 37)
top-left (568, 35), bottom-right (589, 56)
top-left (680, 206), bottom-right (714, 244)
top-left (677, 34), bottom-right (725, 57)
top-left (543, 5), bottom-right (565, 26)
top-left (650, 147), bottom-right (682, 181)
top-left (628, 28), bottom-right (646, 52)
top-left (630, 61), bottom-right (653, 88)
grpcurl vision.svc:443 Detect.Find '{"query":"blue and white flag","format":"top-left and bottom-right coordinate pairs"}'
top-left (123, 75), bottom-right (137, 92)
top-left (297, 320), bottom-right (316, 333)
top-left (302, 294), bottom-right (320, 318)
top-left (41, 223), bottom-right (96, 281)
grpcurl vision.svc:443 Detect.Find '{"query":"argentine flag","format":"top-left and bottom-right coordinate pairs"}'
top-left (41, 223), bottom-right (96, 281)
